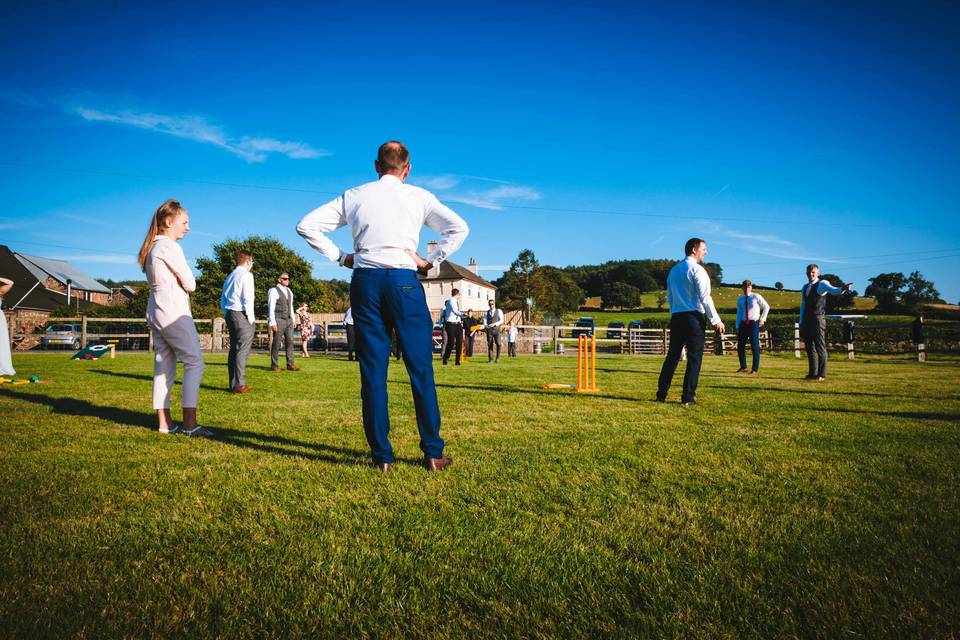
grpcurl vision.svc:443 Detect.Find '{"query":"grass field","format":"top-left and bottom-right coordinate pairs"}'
top-left (1, 351), bottom-right (959, 638)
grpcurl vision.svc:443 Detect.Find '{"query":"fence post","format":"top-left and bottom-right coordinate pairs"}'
top-left (81, 315), bottom-right (88, 347)
top-left (715, 328), bottom-right (724, 356)
top-left (554, 325), bottom-right (560, 355)
top-left (794, 323), bottom-right (801, 358)
top-left (323, 321), bottom-right (329, 354)
top-left (662, 327), bottom-right (668, 355)
top-left (918, 342), bottom-right (926, 363)
top-left (847, 341), bottom-right (855, 360)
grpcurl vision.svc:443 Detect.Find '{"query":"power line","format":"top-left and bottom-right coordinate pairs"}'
top-left (723, 248), bottom-right (957, 267)
top-left (1, 160), bottom-right (889, 228)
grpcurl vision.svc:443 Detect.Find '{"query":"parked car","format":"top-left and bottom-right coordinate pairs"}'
top-left (325, 322), bottom-right (347, 349)
top-left (432, 322), bottom-right (444, 352)
top-left (42, 324), bottom-right (82, 350)
top-left (627, 319), bottom-right (643, 331)
top-left (572, 317), bottom-right (595, 338)
top-left (607, 321), bottom-right (625, 340)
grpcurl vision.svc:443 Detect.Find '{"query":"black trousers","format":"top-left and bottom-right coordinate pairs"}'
top-left (657, 311), bottom-right (706, 403)
top-left (442, 322), bottom-right (463, 364)
top-left (346, 324), bottom-right (356, 360)
top-left (802, 317), bottom-right (828, 378)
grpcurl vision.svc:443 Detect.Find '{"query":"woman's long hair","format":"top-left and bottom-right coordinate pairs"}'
top-left (138, 199), bottom-right (185, 272)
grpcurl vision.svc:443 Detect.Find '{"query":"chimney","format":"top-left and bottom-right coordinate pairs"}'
top-left (426, 240), bottom-right (440, 278)
top-left (468, 258), bottom-right (478, 275)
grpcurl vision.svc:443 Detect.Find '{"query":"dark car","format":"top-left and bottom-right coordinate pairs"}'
top-left (607, 321), bottom-right (625, 340)
top-left (89, 323), bottom-right (149, 351)
top-left (572, 317), bottom-right (595, 338)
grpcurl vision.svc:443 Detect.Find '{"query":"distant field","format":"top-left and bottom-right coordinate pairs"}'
top-left (1, 352), bottom-right (958, 637)
top-left (576, 286), bottom-right (876, 323)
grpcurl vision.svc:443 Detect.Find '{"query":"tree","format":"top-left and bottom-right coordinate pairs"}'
top-left (656, 289), bottom-right (667, 310)
top-left (602, 282), bottom-right (641, 309)
top-left (900, 271), bottom-right (943, 313)
top-left (775, 282), bottom-right (784, 291)
top-left (533, 266), bottom-right (584, 317)
top-left (193, 236), bottom-right (338, 318)
top-left (864, 272), bottom-right (907, 312)
top-left (819, 273), bottom-right (856, 312)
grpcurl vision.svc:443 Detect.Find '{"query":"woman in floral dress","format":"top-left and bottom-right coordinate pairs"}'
top-left (296, 303), bottom-right (313, 357)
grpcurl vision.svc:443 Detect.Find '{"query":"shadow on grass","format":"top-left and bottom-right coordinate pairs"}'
top-left (409, 380), bottom-right (644, 403)
top-left (808, 406), bottom-right (960, 422)
top-left (0, 388), bottom-right (425, 467)
top-left (704, 383), bottom-right (936, 400)
top-left (90, 369), bottom-right (225, 393)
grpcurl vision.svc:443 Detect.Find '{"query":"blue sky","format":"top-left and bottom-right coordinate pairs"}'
top-left (1, 1), bottom-right (958, 302)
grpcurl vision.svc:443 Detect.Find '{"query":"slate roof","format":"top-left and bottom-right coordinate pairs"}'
top-left (419, 260), bottom-right (496, 289)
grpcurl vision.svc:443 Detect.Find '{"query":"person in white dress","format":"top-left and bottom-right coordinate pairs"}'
top-left (0, 276), bottom-right (15, 376)
top-left (137, 199), bottom-right (211, 437)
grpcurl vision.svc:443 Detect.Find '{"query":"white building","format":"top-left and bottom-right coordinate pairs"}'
top-left (419, 241), bottom-right (497, 315)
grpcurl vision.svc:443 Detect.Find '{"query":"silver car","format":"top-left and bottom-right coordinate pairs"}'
top-left (42, 323), bottom-right (82, 350)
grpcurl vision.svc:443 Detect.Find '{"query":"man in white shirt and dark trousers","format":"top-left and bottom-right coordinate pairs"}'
top-left (441, 289), bottom-right (463, 366)
top-left (221, 249), bottom-right (256, 394)
top-left (268, 272), bottom-right (299, 372)
top-left (800, 263), bottom-right (853, 381)
top-left (657, 238), bottom-right (725, 406)
top-left (735, 279), bottom-right (770, 374)
top-left (343, 307), bottom-right (356, 361)
top-left (507, 324), bottom-right (519, 357)
top-left (296, 141), bottom-right (468, 472)
top-left (483, 299), bottom-right (504, 363)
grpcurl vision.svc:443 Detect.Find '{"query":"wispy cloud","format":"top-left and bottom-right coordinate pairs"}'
top-left (49, 254), bottom-right (137, 265)
top-left (0, 217), bottom-right (29, 231)
top-left (74, 107), bottom-right (328, 163)
top-left (0, 88), bottom-right (41, 108)
top-left (695, 220), bottom-right (847, 263)
top-left (415, 174), bottom-right (542, 210)
top-left (713, 183), bottom-right (730, 197)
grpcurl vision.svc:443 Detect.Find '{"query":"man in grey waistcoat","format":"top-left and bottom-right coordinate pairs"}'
top-left (268, 272), bottom-right (300, 372)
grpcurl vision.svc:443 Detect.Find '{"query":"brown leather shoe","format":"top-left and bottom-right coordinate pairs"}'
top-left (373, 462), bottom-right (392, 472)
top-left (286, 365), bottom-right (300, 371)
top-left (424, 455), bottom-right (452, 472)
top-left (271, 366), bottom-right (281, 372)
top-left (231, 385), bottom-right (250, 394)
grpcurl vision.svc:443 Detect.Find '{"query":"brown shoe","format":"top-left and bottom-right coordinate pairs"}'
top-left (231, 385), bottom-right (250, 394)
top-left (424, 455), bottom-right (452, 472)
top-left (271, 366), bottom-right (281, 372)
top-left (373, 462), bottom-right (392, 472)
top-left (736, 367), bottom-right (748, 373)
top-left (286, 365), bottom-right (300, 371)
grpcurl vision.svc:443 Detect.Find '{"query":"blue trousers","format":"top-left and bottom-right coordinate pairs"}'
top-left (737, 321), bottom-right (761, 372)
top-left (657, 311), bottom-right (706, 403)
top-left (350, 268), bottom-right (444, 464)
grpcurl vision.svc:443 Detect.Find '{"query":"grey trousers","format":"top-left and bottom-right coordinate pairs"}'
top-left (270, 318), bottom-right (296, 368)
top-left (226, 310), bottom-right (254, 389)
top-left (487, 328), bottom-right (501, 361)
top-left (802, 317), bottom-right (828, 378)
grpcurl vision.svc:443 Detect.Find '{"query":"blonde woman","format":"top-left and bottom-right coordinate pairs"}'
top-left (0, 276), bottom-right (15, 376)
top-left (138, 199), bottom-right (211, 437)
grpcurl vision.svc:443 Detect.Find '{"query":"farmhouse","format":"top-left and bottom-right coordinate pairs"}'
top-left (419, 241), bottom-right (497, 314)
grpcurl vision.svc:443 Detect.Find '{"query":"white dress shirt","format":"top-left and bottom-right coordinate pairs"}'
top-left (221, 265), bottom-right (255, 324)
top-left (296, 174), bottom-right (469, 270)
top-left (799, 278), bottom-right (845, 321)
top-left (343, 307), bottom-right (354, 326)
top-left (483, 307), bottom-right (504, 328)
top-left (267, 284), bottom-right (295, 327)
top-left (735, 292), bottom-right (770, 329)
top-left (444, 297), bottom-right (462, 324)
top-left (146, 236), bottom-right (196, 328)
top-left (665, 256), bottom-right (721, 325)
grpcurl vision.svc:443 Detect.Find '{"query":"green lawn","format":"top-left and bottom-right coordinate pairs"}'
top-left (1, 351), bottom-right (958, 638)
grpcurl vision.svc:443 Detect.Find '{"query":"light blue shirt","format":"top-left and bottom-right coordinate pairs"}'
top-left (221, 265), bottom-right (255, 324)
top-left (443, 296), bottom-right (462, 324)
top-left (665, 256), bottom-right (720, 325)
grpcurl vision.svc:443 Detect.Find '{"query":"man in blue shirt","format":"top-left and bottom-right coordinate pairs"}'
top-left (656, 238), bottom-right (725, 406)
